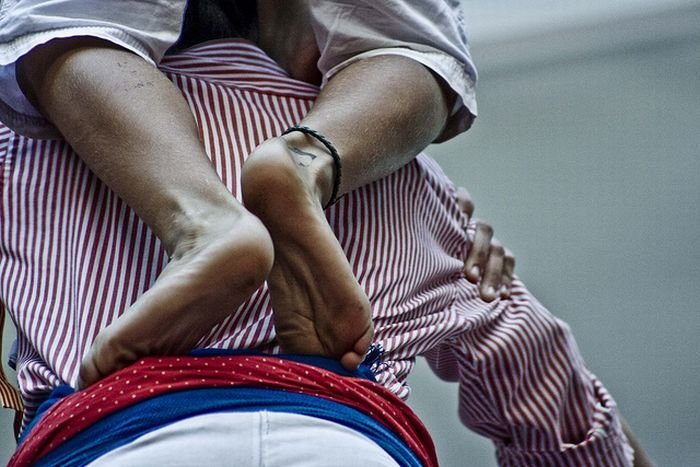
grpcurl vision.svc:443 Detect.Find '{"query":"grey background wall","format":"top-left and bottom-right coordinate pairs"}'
top-left (406, 1), bottom-right (700, 465)
top-left (2, 1), bottom-right (699, 465)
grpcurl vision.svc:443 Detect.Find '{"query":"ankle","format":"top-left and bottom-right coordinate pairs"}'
top-left (163, 197), bottom-right (244, 258)
top-left (279, 133), bottom-right (335, 208)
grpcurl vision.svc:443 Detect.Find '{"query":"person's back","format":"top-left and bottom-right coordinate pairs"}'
top-left (2, 0), bottom-right (479, 383)
top-left (1, 39), bottom-right (639, 465)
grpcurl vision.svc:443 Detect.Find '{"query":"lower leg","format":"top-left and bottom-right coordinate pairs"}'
top-left (18, 37), bottom-right (238, 250)
top-left (300, 55), bottom-right (454, 196)
top-left (242, 139), bottom-right (372, 370)
top-left (19, 38), bottom-right (273, 386)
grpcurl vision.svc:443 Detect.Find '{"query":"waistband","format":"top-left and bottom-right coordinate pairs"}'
top-left (11, 352), bottom-right (437, 466)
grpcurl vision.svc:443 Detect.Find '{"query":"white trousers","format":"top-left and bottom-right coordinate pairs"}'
top-left (87, 411), bottom-right (400, 466)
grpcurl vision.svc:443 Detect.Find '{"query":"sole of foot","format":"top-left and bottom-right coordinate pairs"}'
top-left (79, 208), bottom-right (273, 388)
top-left (242, 137), bottom-right (373, 370)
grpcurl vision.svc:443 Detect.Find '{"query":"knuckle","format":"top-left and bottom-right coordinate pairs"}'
top-left (455, 188), bottom-right (475, 214)
top-left (477, 222), bottom-right (494, 237)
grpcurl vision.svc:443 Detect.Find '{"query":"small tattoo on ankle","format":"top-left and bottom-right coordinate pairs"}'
top-left (290, 147), bottom-right (317, 167)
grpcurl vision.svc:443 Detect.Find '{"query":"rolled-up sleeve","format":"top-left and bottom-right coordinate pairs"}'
top-left (308, 0), bottom-right (478, 142)
top-left (422, 279), bottom-right (635, 465)
top-left (0, 0), bottom-right (187, 139)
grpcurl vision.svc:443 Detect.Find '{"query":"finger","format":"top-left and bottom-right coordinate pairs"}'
top-left (78, 334), bottom-right (136, 389)
top-left (340, 325), bottom-right (374, 371)
top-left (480, 240), bottom-right (505, 302)
top-left (464, 221), bottom-right (493, 283)
top-left (78, 349), bottom-right (108, 390)
top-left (78, 357), bottom-right (99, 390)
top-left (454, 186), bottom-right (475, 220)
top-left (499, 247), bottom-right (516, 299)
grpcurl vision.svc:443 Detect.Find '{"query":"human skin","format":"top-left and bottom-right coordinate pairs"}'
top-left (241, 53), bottom-right (453, 369)
top-left (456, 186), bottom-right (516, 300)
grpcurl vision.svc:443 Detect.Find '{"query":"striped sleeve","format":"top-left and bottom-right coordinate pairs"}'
top-left (423, 278), bottom-right (635, 465)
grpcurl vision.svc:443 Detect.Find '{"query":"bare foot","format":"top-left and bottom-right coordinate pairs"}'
top-left (241, 137), bottom-right (373, 370)
top-left (78, 207), bottom-right (273, 388)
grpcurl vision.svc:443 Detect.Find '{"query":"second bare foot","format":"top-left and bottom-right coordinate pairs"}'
top-left (242, 137), bottom-right (373, 370)
top-left (78, 205), bottom-right (273, 388)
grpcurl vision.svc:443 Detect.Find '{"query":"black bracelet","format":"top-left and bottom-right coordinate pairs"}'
top-left (282, 125), bottom-right (342, 208)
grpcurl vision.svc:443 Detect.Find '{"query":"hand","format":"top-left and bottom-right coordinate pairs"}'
top-left (455, 187), bottom-right (515, 302)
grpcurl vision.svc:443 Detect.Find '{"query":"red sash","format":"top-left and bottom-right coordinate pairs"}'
top-left (11, 355), bottom-right (437, 466)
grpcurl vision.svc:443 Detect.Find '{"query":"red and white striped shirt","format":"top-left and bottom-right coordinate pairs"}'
top-left (0, 40), bottom-right (632, 465)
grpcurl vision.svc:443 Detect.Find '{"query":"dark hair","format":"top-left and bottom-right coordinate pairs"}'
top-left (172, 0), bottom-right (258, 51)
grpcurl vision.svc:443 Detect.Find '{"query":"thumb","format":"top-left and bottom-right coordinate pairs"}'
top-left (78, 351), bottom-right (104, 390)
